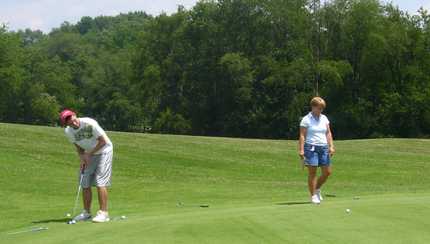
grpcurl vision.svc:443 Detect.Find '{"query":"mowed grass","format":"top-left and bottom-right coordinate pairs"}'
top-left (0, 122), bottom-right (430, 243)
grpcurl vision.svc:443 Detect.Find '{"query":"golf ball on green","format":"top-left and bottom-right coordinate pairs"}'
top-left (346, 209), bottom-right (351, 213)
top-left (66, 213), bottom-right (71, 217)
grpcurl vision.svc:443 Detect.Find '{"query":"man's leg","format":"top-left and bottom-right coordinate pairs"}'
top-left (92, 150), bottom-right (112, 222)
top-left (83, 187), bottom-right (92, 212)
top-left (97, 187), bottom-right (108, 212)
top-left (95, 150), bottom-right (112, 212)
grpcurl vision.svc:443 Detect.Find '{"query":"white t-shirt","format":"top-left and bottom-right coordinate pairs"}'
top-left (65, 117), bottom-right (113, 154)
top-left (300, 112), bottom-right (330, 146)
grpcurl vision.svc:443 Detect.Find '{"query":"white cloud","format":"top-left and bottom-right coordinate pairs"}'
top-left (0, 0), bottom-right (198, 32)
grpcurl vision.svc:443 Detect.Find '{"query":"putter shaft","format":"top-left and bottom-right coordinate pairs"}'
top-left (72, 173), bottom-right (84, 217)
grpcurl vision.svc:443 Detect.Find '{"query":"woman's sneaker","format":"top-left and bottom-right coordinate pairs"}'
top-left (92, 210), bottom-right (110, 223)
top-left (311, 194), bottom-right (321, 204)
top-left (316, 189), bottom-right (323, 201)
top-left (73, 210), bottom-right (91, 221)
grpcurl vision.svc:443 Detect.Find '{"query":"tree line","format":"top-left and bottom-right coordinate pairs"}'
top-left (1, 0), bottom-right (429, 139)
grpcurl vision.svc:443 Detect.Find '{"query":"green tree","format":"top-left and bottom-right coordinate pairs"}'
top-left (153, 108), bottom-right (191, 134)
top-left (0, 28), bottom-right (25, 122)
top-left (31, 93), bottom-right (60, 125)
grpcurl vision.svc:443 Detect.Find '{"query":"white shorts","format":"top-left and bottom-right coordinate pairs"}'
top-left (80, 150), bottom-right (113, 188)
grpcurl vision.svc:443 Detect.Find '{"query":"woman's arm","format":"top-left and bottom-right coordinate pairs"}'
top-left (299, 127), bottom-right (307, 159)
top-left (326, 124), bottom-right (335, 156)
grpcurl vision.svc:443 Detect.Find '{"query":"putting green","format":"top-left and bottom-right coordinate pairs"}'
top-left (1, 123), bottom-right (430, 243)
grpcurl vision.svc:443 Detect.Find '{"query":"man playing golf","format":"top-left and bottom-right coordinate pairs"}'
top-left (60, 109), bottom-right (113, 222)
top-left (298, 97), bottom-right (335, 204)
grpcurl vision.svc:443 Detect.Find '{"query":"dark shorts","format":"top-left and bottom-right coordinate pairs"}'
top-left (304, 143), bottom-right (331, 167)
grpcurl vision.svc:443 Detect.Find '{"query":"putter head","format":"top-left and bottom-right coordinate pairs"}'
top-left (35, 227), bottom-right (49, 231)
top-left (301, 159), bottom-right (305, 170)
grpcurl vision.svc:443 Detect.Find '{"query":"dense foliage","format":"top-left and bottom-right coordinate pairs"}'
top-left (1, 0), bottom-right (429, 139)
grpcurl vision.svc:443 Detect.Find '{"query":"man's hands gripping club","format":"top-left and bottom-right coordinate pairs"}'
top-left (75, 136), bottom-right (107, 172)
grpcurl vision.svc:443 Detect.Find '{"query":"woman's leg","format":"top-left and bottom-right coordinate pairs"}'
top-left (307, 166), bottom-right (318, 196)
top-left (316, 165), bottom-right (332, 190)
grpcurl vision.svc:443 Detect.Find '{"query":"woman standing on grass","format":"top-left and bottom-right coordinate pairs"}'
top-left (298, 97), bottom-right (335, 204)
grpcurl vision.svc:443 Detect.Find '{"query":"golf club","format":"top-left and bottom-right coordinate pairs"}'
top-left (299, 153), bottom-right (307, 171)
top-left (7, 227), bottom-right (48, 235)
top-left (68, 169), bottom-right (84, 224)
top-left (176, 201), bottom-right (209, 208)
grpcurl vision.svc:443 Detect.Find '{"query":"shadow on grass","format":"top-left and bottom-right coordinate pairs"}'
top-left (276, 194), bottom-right (337, 206)
top-left (325, 194), bottom-right (337, 198)
top-left (275, 201), bottom-right (311, 206)
top-left (32, 218), bottom-right (69, 224)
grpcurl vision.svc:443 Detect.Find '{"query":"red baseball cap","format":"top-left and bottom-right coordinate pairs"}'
top-left (59, 109), bottom-right (76, 126)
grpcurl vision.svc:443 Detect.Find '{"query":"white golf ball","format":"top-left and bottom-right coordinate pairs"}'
top-left (346, 208), bottom-right (351, 213)
top-left (66, 213), bottom-right (71, 217)
top-left (121, 215), bottom-right (126, 219)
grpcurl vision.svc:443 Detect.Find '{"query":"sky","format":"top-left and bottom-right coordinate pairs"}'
top-left (0, 0), bottom-right (429, 33)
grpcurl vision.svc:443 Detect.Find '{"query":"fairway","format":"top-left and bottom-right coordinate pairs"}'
top-left (1, 123), bottom-right (430, 243)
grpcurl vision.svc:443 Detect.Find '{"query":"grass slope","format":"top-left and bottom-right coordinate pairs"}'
top-left (0, 123), bottom-right (429, 243)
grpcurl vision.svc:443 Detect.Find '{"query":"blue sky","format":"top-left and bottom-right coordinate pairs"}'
top-left (0, 0), bottom-right (429, 33)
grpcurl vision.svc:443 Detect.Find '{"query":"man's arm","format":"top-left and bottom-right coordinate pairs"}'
top-left (74, 136), bottom-right (106, 171)
top-left (90, 121), bottom-right (108, 156)
top-left (82, 136), bottom-right (107, 168)
top-left (74, 143), bottom-right (85, 157)
top-left (88, 136), bottom-right (107, 155)
top-left (74, 143), bottom-right (88, 171)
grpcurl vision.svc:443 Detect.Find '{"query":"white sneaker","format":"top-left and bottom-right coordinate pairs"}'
top-left (316, 189), bottom-right (323, 201)
top-left (92, 210), bottom-right (110, 223)
top-left (311, 194), bottom-right (321, 204)
top-left (73, 210), bottom-right (91, 221)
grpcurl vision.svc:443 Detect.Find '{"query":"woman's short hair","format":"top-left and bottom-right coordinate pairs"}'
top-left (310, 97), bottom-right (326, 109)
